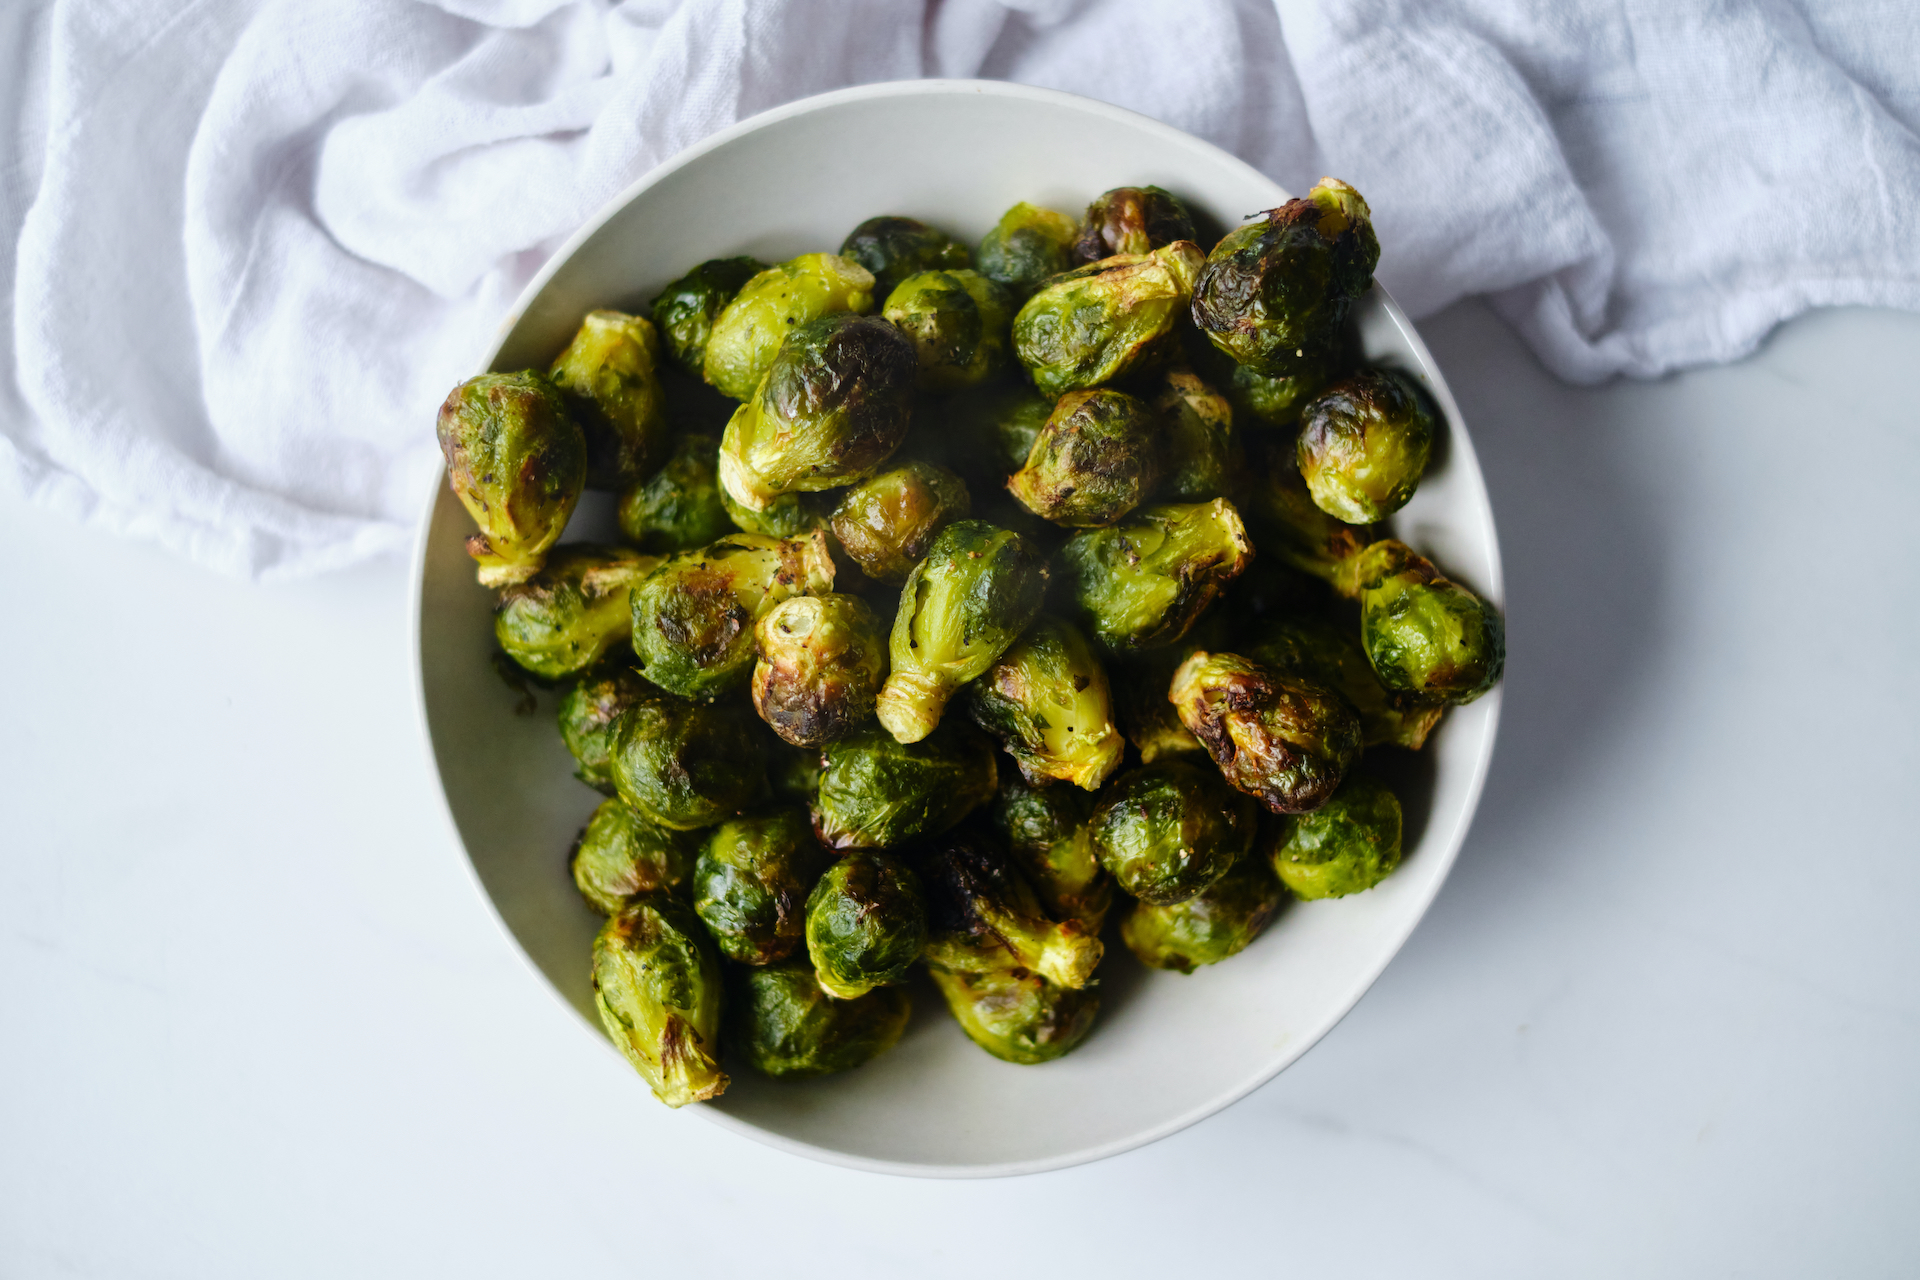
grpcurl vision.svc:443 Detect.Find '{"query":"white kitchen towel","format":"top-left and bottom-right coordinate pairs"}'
top-left (4, 0), bottom-right (1917, 580)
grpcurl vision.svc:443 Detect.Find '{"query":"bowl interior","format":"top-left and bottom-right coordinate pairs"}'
top-left (415, 81), bottom-right (1502, 1177)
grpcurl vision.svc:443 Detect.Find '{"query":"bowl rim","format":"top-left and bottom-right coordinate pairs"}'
top-left (410, 76), bottom-right (1504, 1180)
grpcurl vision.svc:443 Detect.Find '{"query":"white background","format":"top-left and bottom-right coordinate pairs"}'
top-left (4, 298), bottom-right (1916, 1277)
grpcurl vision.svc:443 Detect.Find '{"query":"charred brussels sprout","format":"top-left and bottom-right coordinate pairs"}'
top-left (651, 256), bottom-right (766, 376)
top-left (436, 372), bottom-right (587, 587)
top-left (493, 544), bottom-right (659, 680)
top-left (704, 253), bottom-right (876, 401)
top-left (616, 432), bottom-right (734, 553)
top-left (1007, 387), bottom-right (1162, 528)
top-left (1012, 240), bottom-right (1206, 398)
top-left (548, 309), bottom-right (669, 489)
top-left (1073, 185), bottom-right (1199, 263)
top-left (876, 520), bottom-right (1050, 743)
top-left (1249, 615), bottom-right (1443, 750)
top-left (1296, 368), bottom-right (1435, 523)
top-left (1170, 650), bottom-right (1363, 814)
top-left (629, 531), bottom-right (835, 700)
top-left (1267, 772), bottom-right (1403, 898)
top-left (920, 830), bottom-right (1103, 989)
top-left (976, 202), bottom-right (1079, 301)
top-left (829, 461), bottom-right (972, 584)
top-left (718, 312), bottom-right (917, 512)
top-left (930, 966), bottom-right (1098, 1065)
top-left (883, 269), bottom-right (1014, 392)
top-left (811, 722), bottom-right (999, 851)
top-left (1336, 540), bottom-right (1504, 705)
top-left (805, 850), bottom-right (927, 999)
top-left (591, 894), bottom-right (727, 1106)
top-left (1191, 177), bottom-right (1379, 377)
top-left (1109, 607), bottom-right (1236, 763)
top-left (751, 593), bottom-right (887, 747)
top-left (726, 962), bottom-right (910, 1079)
top-left (610, 690), bottom-right (767, 830)
top-left (558, 664), bottom-right (651, 794)
top-left (965, 615), bottom-right (1123, 791)
top-left (1058, 499), bottom-right (1252, 651)
top-left (987, 771), bottom-right (1111, 932)
top-left (1121, 854), bottom-right (1285, 973)
top-left (570, 797), bottom-right (693, 914)
top-left (1091, 761), bottom-right (1257, 905)
top-left (1152, 370), bottom-right (1242, 503)
top-left (840, 215), bottom-right (971, 300)
top-left (693, 808), bottom-right (829, 965)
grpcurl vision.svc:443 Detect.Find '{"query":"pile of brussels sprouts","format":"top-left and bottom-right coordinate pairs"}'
top-left (436, 180), bottom-right (1504, 1109)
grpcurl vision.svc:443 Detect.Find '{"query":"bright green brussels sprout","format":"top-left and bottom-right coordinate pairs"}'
top-left (875, 520), bottom-right (1050, 743)
top-left (570, 797), bottom-right (694, 915)
top-left (720, 486), bottom-right (829, 538)
top-left (651, 256), bottom-right (766, 376)
top-left (976, 202), bottom-right (1078, 301)
top-left (1057, 499), bottom-right (1252, 652)
top-left (1296, 368), bottom-right (1435, 523)
top-left (610, 689), bottom-right (767, 830)
top-left (591, 893), bottom-right (727, 1107)
top-left (964, 615), bottom-right (1123, 791)
top-left (1152, 369), bottom-right (1242, 503)
top-left (920, 829), bottom-right (1103, 990)
top-left (704, 253), bottom-right (876, 401)
top-left (1191, 177), bottom-right (1379, 377)
top-left (548, 309), bottom-right (670, 490)
top-left (718, 312), bottom-right (917, 512)
top-left (805, 850), bottom-right (927, 999)
top-left (1091, 761), bottom-right (1257, 905)
top-left (1108, 607), bottom-right (1236, 763)
top-left (810, 722), bottom-right (999, 851)
top-left (828, 461), bottom-right (971, 584)
top-left (986, 769), bottom-right (1112, 933)
top-left (558, 664), bottom-right (651, 794)
top-left (1267, 772), bottom-right (1403, 898)
top-left (1072, 185), bottom-right (1199, 263)
top-left (725, 961), bottom-right (911, 1079)
top-left (840, 215), bottom-right (971, 300)
top-left (1007, 387), bottom-right (1162, 528)
top-left (883, 269), bottom-right (1014, 392)
top-left (492, 544), bottom-right (660, 680)
top-left (616, 432), bottom-right (734, 553)
top-left (1224, 359), bottom-right (1333, 430)
top-left (1336, 539), bottom-right (1505, 705)
top-left (628, 530), bottom-right (835, 700)
top-left (1012, 239), bottom-right (1206, 398)
top-left (751, 593), bottom-right (887, 747)
top-left (1120, 853), bottom-right (1285, 973)
top-left (1169, 650), bottom-right (1363, 814)
top-left (436, 371), bottom-right (587, 587)
top-left (1249, 615), bottom-right (1443, 750)
top-left (929, 966), bottom-right (1097, 1065)
top-left (692, 807), bottom-right (829, 965)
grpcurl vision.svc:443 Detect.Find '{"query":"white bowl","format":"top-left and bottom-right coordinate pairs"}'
top-left (413, 80), bottom-right (1503, 1178)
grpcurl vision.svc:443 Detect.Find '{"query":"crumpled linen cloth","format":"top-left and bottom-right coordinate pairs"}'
top-left (3, 0), bottom-right (1916, 580)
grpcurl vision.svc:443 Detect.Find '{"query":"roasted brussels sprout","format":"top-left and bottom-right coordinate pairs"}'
top-left (718, 312), bottom-right (917, 511)
top-left (1120, 853), bottom-right (1285, 973)
top-left (692, 807), bottom-right (829, 964)
top-left (811, 722), bottom-right (999, 851)
top-left (1249, 615), bottom-right (1443, 750)
top-left (548, 309), bottom-right (669, 489)
top-left (609, 690), bottom-right (767, 830)
top-left (570, 797), bottom-right (694, 914)
top-left (493, 544), bottom-right (660, 680)
top-left (616, 432), bottom-right (734, 553)
top-left (976, 202), bottom-right (1078, 301)
top-left (1007, 387), bottom-right (1162, 528)
top-left (1057, 499), bottom-right (1252, 651)
top-left (828, 461), bottom-right (972, 584)
top-left (1296, 368), bottom-right (1435, 523)
top-left (720, 486), bottom-right (829, 539)
top-left (1153, 369), bottom-right (1242, 503)
top-left (704, 253), bottom-right (876, 401)
top-left (591, 894), bottom-right (726, 1106)
top-left (558, 664), bottom-right (651, 794)
top-left (1267, 772), bottom-right (1403, 898)
top-left (883, 269), bottom-right (1014, 392)
top-left (436, 372), bottom-right (587, 587)
top-left (1169, 650), bottom-right (1363, 814)
top-left (875, 520), bottom-right (1050, 743)
top-left (1223, 360), bottom-right (1332, 430)
top-left (1090, 761), bottom-right (1257, 905)
top-left (1241, 429), bottom-right (1366, 578)
top-left (805, 850), bottom-right (927, 999)
top-left (1072, 185), bottom-right (1199, 263)
top-left (920, 830), bottom-right (1103, 989)
top-left (628, 530), bottom-right (835, 700)
top-left (1012, 240), bottom-right (1206, 398)
top-left (1335, 539), bottom-right (1505, 705)
top-left (1109, 607), bottom-right (1236, 763)
top-left (964, 615), bottom-right (1123, 791)
top-left (986, 770), bottom-right (1111, 932)
top-left (651, 256), bottom-right (766, 376)
top-left (726, 961), bottom-right (911, 1079)
top-left (751, 593), bottom-right (887, 747)
top-left (1191, 177), bottom-right (1379, 377)
top-left (840, 215), bottom-right (971, 300)
top-left (930, 966), bottom-right (1097, 1065)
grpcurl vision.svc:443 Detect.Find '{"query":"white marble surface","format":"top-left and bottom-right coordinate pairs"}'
top-left (4, 299), bottom-right (1917, 1277)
